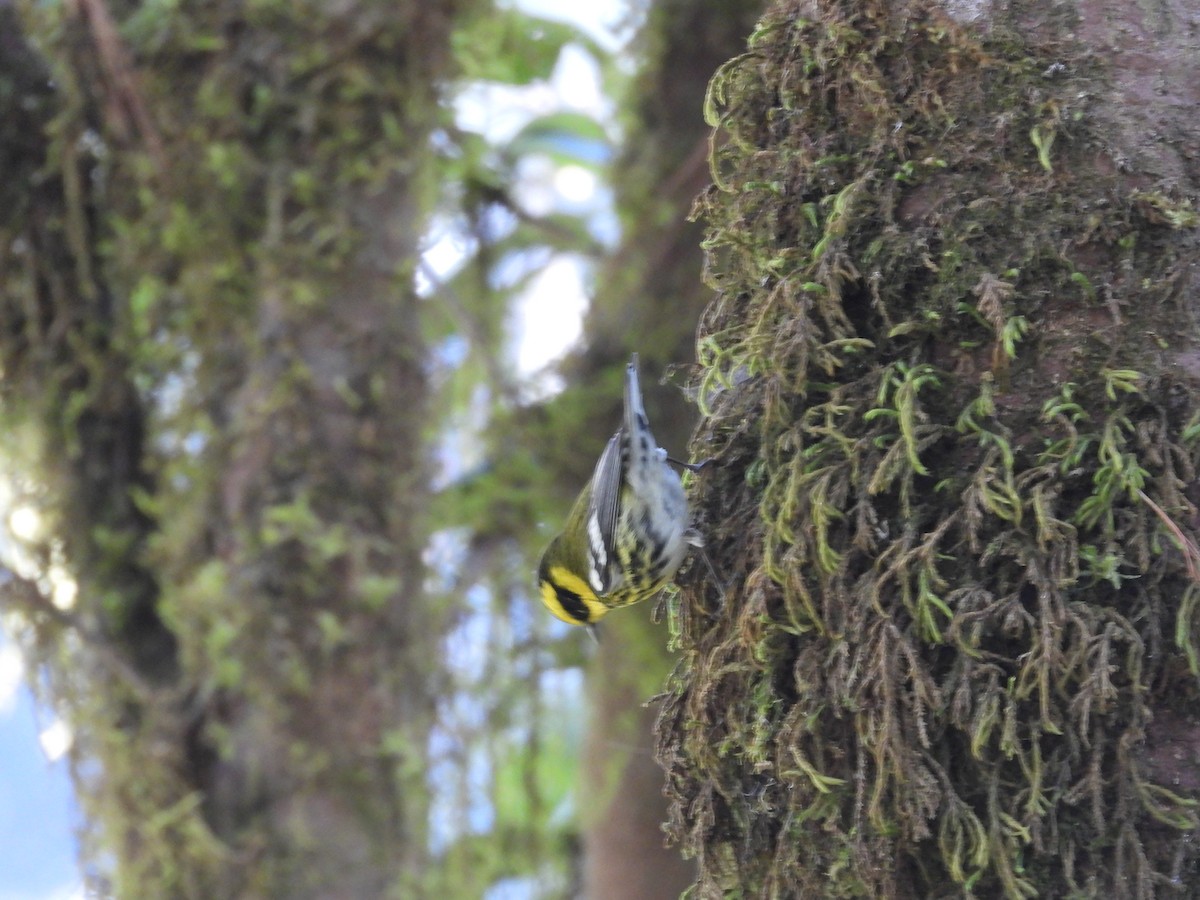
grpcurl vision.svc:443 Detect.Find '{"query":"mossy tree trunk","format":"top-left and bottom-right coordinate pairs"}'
top-left (0, 2), bottom-right (468, 895)
top-left (658, 0), bottom-right (1200, 896)
top-left (568, 1), bottom-right (763, 897)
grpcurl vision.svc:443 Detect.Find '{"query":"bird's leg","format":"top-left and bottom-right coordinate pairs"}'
top-left (684, 528), bottom-right (727, 603)
top-left (668, 456), bottom-right (714, 474)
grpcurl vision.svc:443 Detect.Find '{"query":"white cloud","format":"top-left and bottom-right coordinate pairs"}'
top-left (553, 164), bottom-right (597, 204)
top-left (7, 506), bottom-right (42, 542)
top-left (38, 717), bottom-right (73, 763)
top-left (514, 257), bottom-right (589, 381)
top-left (0, 639), bottom-right (25, 718)
top-left (511, 0), bottom-right (629, 51)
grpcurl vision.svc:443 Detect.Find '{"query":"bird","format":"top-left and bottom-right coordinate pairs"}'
top-left (536, 353), bottom-right (706, 631)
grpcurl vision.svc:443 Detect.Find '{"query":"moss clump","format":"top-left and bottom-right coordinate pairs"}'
top-left (657, 1), bottom-right (1200, 897)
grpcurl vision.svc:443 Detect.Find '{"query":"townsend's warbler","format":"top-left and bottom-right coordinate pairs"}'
top-left (537, 354), bottom-right (701, 628)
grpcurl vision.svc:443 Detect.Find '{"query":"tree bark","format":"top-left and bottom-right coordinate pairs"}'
top-left (659, 0), bottom-right (1200, 896)
top-left (0, 2), bottom-right (468, 895)
top-left (574, 1), bottom-right (763, 898)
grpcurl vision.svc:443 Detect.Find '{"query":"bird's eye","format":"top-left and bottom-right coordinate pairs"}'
top-left (553, 584), bottom-right (592, 624)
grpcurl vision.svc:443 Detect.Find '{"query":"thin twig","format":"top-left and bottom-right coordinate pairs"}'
top-left (418, 256), bottom-right (524, 406)
top-left (1137, 489), bottom-right (1200, 583)
top-left (70, 0), bottom-right (167, 174)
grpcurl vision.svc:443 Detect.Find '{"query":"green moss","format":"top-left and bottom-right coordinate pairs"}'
top-left (658, 1), bottom-right (1200, 896)
top-left (1, 1), bottom-right (471, 895)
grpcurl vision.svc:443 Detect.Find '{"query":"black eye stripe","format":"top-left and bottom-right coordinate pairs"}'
top-left (555, 585), bottom-right (591, 624)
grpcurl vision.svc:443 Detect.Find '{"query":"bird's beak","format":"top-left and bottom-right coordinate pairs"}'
top-left (586, 623), bottom-right (600, 644)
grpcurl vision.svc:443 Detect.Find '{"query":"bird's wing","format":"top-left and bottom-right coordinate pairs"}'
top-left (585, 430), bottom-right (624, 594)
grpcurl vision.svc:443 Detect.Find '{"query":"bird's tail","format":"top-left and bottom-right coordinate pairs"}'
top-left (624, 353), bottom-right (644, 436)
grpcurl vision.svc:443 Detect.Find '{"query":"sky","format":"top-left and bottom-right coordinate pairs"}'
top-left (0, 2), bottom-right (624, 897)
top-left (0, 638), bottom-right (79, 900)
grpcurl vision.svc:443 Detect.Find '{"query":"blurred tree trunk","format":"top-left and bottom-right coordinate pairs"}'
top-left (573, 1), bottom-right (762, 898)
top-left (0, 1), bottom-right (468, 896)
top-left (659, 0), bottom-right (1200, 896)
